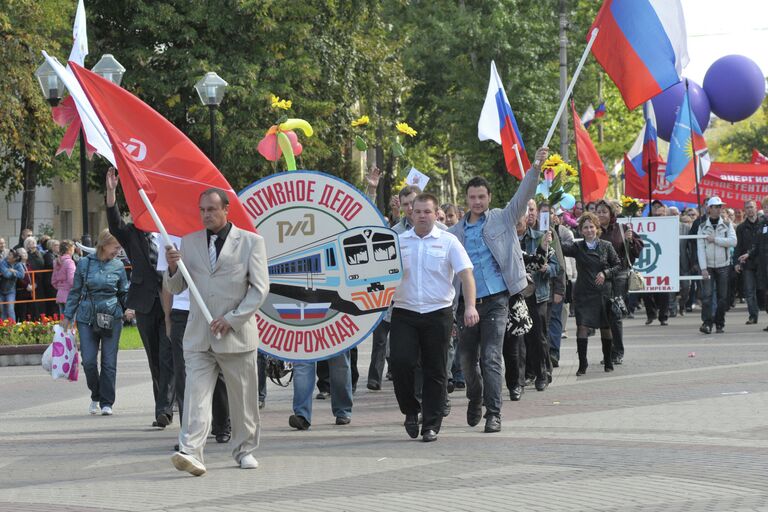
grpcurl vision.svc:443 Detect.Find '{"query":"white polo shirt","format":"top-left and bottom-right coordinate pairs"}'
top-left (393, 225), bottom-right (473, 314)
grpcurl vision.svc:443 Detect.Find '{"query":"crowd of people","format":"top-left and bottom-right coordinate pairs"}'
top-left (5, 151), bottom-right (768, 475)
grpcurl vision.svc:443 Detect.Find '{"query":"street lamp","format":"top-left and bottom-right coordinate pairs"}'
top-left (92, 54), bottom-right (126, 87)
top-left (194, 72), bottom-right (228, 166)
top-left (34, 60), bottom-right (64, 106)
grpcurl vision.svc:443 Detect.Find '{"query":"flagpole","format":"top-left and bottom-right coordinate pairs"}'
top-left (685, 79), bottom-right (703, 212)
top-left (512, 144), bottom-right (524, 176)
top-left (539, 27), bottom-right (600, 164)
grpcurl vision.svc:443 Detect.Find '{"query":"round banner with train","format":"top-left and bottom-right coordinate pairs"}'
top-left (239, 171), bottom-right (402, 362)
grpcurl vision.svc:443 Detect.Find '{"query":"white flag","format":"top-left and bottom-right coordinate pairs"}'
top-left (405, 167), bottom-right (429, 191)
top-left (68, 0), bottom-right (88, 66)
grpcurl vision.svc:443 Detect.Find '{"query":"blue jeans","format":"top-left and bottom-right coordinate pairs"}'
top-left (701, 267), bottom-right (730, 328)
top-left (548, 300), bottom-right (564, 359)
top-left (292, 352), bottom-right (352, 423)
top-left (78, 320), bottom-right (122, 407)
top-left (458, 293), bottom-right (509, 418)
top-left (0, 290), bottom-right (15, 321)
top-left (742, 268), bottom-right (759, 319)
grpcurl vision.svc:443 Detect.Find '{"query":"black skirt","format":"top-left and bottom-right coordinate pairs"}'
top-left (574, 291), bottom-right (611, 329)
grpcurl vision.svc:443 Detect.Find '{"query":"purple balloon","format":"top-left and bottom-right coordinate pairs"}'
top-left (651, 79), bottom-right (711, 142)
top-left (704, 55), bottom-right (766, 123)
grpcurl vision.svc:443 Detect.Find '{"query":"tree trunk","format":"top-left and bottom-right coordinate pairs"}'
top-left (20, 159), bottom-right (37, 235)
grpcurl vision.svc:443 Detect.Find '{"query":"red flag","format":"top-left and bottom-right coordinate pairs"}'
top-left (51, 96), bottom-right (97, 158)
top-left (752, 149), bottom-right (768, 165)
top-left (68, 62), bottom-right (255, 236)
top-left (571, 100), bottom-right (608, 202)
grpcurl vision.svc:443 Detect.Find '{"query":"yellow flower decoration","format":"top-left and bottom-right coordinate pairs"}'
top-left (351, 115), bottom-right (370, 127)
top-left (270, 94), bottom-right (292, 110)
top-left (396, 122), bottom-right (417, 137)
top-left (542, 153), bottom-right (577, 176)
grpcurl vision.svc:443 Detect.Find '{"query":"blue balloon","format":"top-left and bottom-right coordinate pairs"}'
top-left (560, 193), bottom-right (576, 210)
top-left (651, 79), bottom-right (711, 142)
top-left (704, 55), bottom-right (766, 122)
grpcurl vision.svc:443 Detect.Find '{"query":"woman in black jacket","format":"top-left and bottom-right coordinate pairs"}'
top-left (596, 200), bottom-right (643, 365)
top-left (562, 212), bottom-right (622, 375)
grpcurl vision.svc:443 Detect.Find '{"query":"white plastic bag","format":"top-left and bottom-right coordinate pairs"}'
top-left (50, 324), bottom-right (79, 381)
top-left (41, 344), bottom-right (53, 373)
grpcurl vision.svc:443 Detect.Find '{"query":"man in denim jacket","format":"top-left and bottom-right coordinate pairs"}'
top-left (449, 146), bottom-right (548, 433)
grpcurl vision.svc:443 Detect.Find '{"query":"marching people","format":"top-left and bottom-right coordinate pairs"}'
top-left (164, 188), bottom-right (269, 475)
top-left (596, 200), bottom-right (643, 365)
top-left (61, 229), bottom-right (130, 416)
top-left (734, 200), bottom-right (760, 324)
top-left (107, 168), bottom-right (178, 431)
top-left (561, 212), bottom-right (622, 375)
top-left (390, 193), bottom-right (478, 442)
top-left (450, 146), bottom-right (548, 433)
top-left (696, 197), bottom-right (737, 334)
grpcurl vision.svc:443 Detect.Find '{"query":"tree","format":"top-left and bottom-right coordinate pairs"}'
top-left (0, 0), bottom-right (78, 235)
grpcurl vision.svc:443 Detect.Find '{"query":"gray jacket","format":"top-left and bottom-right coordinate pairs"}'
top-left (449, 165), bottom-right (541, 297)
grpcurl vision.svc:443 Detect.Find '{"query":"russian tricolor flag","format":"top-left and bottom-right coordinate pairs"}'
top-left (590, 0), bottom-right (689, 110)
top-left (665, 89), bottom-right (710, 193)
top-left (478, 61), bottom-right (531, 180)
top-left (641, 101), bottom-right (660, 182)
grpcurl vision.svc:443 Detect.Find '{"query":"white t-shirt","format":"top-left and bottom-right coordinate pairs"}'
top-left (155, 234), bottom-right (190, 312)
top-left (393, 225), bottom-right (473, 314)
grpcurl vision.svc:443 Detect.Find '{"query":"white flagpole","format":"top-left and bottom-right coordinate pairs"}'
top-left (512, 144), bottom-right (525, 176)
top-left (538, 28), bottom-right (600, 164)
top-left (42, 52), bottom-right (218, 329)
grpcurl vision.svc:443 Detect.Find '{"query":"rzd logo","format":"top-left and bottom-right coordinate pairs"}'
top-left (635, 235), bottom-right (660, 273)
top-left (277, 214), bottom-right (315, 243)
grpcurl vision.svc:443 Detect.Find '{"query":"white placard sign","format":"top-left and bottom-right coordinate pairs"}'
top-left (618, 216), bottom-right (679, 293)
top-left (405, 167), bottom-right (429, 190)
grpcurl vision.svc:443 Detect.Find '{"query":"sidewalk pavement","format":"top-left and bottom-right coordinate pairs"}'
top-left (1, 304), bottom-right (767, 511)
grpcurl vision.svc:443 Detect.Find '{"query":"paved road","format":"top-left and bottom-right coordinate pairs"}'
top-left (1, 305), bottom-right (767, 512)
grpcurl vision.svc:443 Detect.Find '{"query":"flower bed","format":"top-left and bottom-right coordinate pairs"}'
top-left (0, 315), bottom-right (59, 346)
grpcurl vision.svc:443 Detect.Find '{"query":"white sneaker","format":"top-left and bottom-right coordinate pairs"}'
top-left (239, 454), bottom-right (259, 469)
top-left (172, 452), bottom-right (207, 476)
top-left (101, 406), bottom-right (113, 416)
top-left (89, 401), bottom-right (100, 415)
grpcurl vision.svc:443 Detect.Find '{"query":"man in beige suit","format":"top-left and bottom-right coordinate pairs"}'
top-left (164, 188), bottom-right (269, 476)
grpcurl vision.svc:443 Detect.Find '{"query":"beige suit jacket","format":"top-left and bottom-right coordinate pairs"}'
top-left (164, 225), bottom-right (269, 353)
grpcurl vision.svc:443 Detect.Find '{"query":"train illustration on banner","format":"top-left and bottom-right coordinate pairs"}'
top-left (267, 225), bottom-right (402, 316)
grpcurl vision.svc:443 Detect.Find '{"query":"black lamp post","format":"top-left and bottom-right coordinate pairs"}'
top-left (194, 72), bottom-right (228, 166)
top-left (34, 60), bottom-right (64, 107)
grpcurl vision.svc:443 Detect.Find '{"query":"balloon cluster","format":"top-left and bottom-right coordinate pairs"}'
top-left (651, 55), bottom-right (765, 141)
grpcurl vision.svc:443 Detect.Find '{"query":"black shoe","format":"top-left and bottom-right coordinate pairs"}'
top-left (746, 317), bottom-right (757, 325)
top-left (156, 413), bottom-right (172, 428)
top-left (442, 399), bottom-right (452, 418)
top-left (152, 421), bottom-right (164, 429)
top-left (716, 326), bottom-right (725, 334)
top-left (366, 382), bottom-right (381, 391)
top-left (551, 358), bottom-right (559, 368)
top-left (612, 356), bottom-right (623, 365)
top-left (258, 400), bottom-right (265, 409)
top-left (604, 364), bottom-right (614, 372)
top-left (422, 430), bottom-right (438, 442)
top-left (454, 381), bottom-right (465, 390)
top-left (510, 385), bottom-right (523, 401)
top-left (315, 391), bottom-right (330, 400)
top-left (645, 316), bottom-right (656, 325)
top-left (289, 414), bottom-right (311, 430)
top-left (535, 379), bottom-right (548, 391)
top-left (335, 416), bottom-right (351, 425)
top-left (659, 320), bottom-right (668, 326)
top-left (446, 379), bottom-right (455, 394)
top-left (467, 402), bottom-right (483, 427)
top-left (404, 414), bottom-right (419, 439)
top-left (699, 324), bottom-right (712, 334)
top-left (576, 363), bottom-right (588, 376)
top-left (484, 416), bottom-right (501, 433)
top-left (524, 377), bottom-right (535, 387)
top-left (173, 443), bottom-right (179, 451)
top-left (215, 432), bottom-right (231, 443)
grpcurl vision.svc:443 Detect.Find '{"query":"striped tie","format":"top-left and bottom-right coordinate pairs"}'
top-left (208, 234), bottom-right (218, 270)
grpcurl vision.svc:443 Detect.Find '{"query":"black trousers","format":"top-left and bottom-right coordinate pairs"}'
top-left (169, 309), bottom-right (229, 432)
top-left (136, 296), bottom-right (175, 419)
top-left (643, 293), bottom-right (669, 322)
top-left (390, 307), bottom-right (452, 434)
top-left (367, 320), bottom-right (390, 386)
top-left (523, 298), bottom-right (549, 384)
top-left (610, 271), bottom-right (628, 359)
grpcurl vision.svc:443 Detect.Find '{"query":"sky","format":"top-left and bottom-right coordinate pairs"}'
top-left (681, 0), bottom-right (768, 85)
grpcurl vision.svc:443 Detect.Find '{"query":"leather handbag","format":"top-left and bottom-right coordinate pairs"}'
top-left (621, 225), bottom-right (645, 292)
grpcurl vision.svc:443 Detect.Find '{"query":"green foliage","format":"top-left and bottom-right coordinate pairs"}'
top-left (0, 0), bottom-right (78, 198)
top-left (708, 99), bottom-right (768, 162)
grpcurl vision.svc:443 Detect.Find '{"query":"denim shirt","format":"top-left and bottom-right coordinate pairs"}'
top-left (63, 254), bottom-right (128, 325)
top-left (463, 214), bottom-right (507, 298)
top-left (0, 260), bottom-right (25, 294)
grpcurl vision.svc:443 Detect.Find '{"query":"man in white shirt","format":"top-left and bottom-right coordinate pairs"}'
top-left (390, 193), bottom-right (479, 442)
